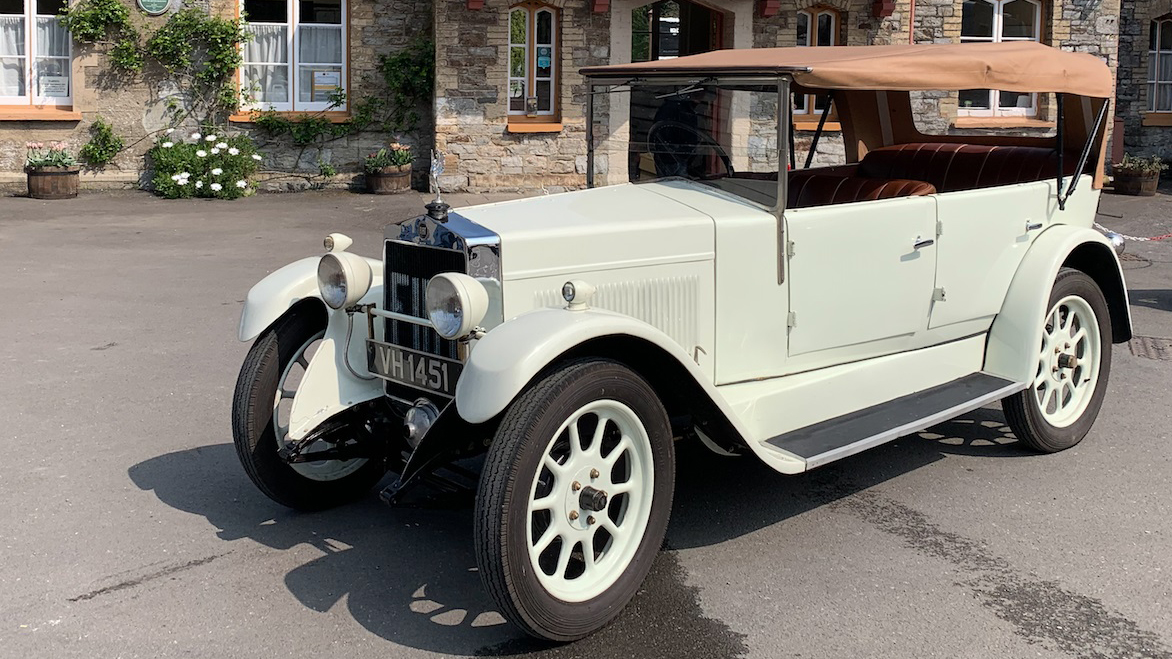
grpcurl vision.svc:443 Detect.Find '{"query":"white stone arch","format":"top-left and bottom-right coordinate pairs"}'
top-left (603, 0), bottom-right (755, 184)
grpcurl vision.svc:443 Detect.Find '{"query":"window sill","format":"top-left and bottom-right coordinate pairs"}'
top-left (229, 110), bottom-right (351, 124)
top-left (793, 120), bottom-right (841, 132)
top-left (506, 121), bottom-right (563, 133)
top-left (952, 116), bottom-right (1055, 129)
top-left (1142, 113), bottom-right (1172, 127)
top-left (0, 106), bottom-right (81, 121)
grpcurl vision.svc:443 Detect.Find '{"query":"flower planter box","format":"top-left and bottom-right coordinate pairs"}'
top-left (27, 166), bottom-right (80, 199)
top-left (1112, 172), bottom-right (1159, 196)
top-left (365, 164), bottom-right (411, 194)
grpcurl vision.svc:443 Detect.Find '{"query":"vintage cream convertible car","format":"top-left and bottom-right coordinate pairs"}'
top-left (232, 43), bottom-right (1129, 640)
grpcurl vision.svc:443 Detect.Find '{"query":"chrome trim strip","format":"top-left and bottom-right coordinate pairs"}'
top-left (369, 306), bottom-right (434, 328)
top-left (801, 379), bottom-right (1027, 469)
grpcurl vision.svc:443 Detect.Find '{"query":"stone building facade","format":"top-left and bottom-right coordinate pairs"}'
top-left (0, 0), bottom-right (1125, 192)
top-left (1118, 0), bottom-right (1172, 158)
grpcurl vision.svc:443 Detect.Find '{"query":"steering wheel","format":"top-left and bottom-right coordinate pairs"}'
top-left (646, 119), bottom-right (735, 178)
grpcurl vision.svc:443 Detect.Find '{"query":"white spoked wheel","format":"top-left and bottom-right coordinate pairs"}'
top-left (1004, 268), bottom-right (1113, 454)
top-left (273, 331), bottom-right (367, 481)
top-left (526, 400), bottom-right (655, 603)
top-left (1032, 295), bottom-right (1102, 429)
top-left (475, 359), bottom-right (674, 641)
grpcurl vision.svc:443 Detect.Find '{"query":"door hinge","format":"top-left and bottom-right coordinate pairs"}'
top-left (932, 287), bottom-right (947, 302)
top-left (935, 219), bottom-right (944, 237)
top-left (786, 240), bottom-right (796, 258)
top-left (787, 311), bottom-right (797, 330)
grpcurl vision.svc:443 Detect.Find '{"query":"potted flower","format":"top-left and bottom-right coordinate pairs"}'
top-left (364, 143), bottom-right (413, 194)
top-left (25, 141), bottom-right (80, 199)
top-left (1112, 153), bottom-right (1168, 196)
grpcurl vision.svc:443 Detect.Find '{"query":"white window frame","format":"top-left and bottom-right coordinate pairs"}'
top-left (1149, 18), bottom-right (1172, 112)
top-left (0, 0), bottom-right (72, 107)
top-left (959, 0), bottom-right (1040, 117)
top-left (507, 2), bottom-right (558, 118)
top-left (794, 7), bottom-right (838, 116)
top-left (240, 0), bottom-right (347, 113)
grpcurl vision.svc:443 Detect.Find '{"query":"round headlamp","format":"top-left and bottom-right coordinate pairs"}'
top-left (317, 252), bottom-right (373, 310)
top-left (425, 273), bottom-right (489, 339)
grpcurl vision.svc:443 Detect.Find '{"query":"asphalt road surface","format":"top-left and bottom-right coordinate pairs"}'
top-left (2, 189), bottom-right (1170, 659)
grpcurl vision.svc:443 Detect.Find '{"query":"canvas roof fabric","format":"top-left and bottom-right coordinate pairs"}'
top-left (581, 42), bottom-right (1113, 99)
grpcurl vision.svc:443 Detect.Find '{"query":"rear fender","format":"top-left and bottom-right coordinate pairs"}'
top-left (454, 307), bottom-right (806, 474)
top-left (984, 226), bottom-right (1131, 383)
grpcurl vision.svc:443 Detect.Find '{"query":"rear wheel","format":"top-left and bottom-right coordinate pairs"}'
top-left (232, 308), bottom-right (385, 510)
top-left (1004, 268), bottom-right (1113, 453)
top-left (474, 359), bottom-right (674, 641)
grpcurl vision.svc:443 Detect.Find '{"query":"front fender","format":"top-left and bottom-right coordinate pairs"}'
top-left (984, 225), bottom-right (1131, 383)
top-left (237, 255), bottom-right (384, 342)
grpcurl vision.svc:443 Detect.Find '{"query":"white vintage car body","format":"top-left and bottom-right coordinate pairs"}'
top-left (234, 42), bottom-right (1131, 641)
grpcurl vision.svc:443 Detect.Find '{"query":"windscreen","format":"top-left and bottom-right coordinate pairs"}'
top-left (589, 81), bottom-right (783, 208)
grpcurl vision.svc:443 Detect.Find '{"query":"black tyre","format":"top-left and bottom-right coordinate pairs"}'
top-left (1004, 268), bottom-right (1113, 453)
top-left (232, 308), bottom-right (385, 510)
top-left (474, 359), bottom-right (675, 641)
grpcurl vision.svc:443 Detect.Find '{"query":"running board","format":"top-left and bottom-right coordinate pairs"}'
top-left (764, 373), bottom-right (1026, 470)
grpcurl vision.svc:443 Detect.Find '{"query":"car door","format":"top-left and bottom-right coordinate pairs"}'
top-left (785, 196), bottom-right (938, 361)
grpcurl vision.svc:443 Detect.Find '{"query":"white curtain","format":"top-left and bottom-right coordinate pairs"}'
top-left (297, 25), bottom-right (340, 103)
top-left (0, 16), bottom-right (25, 97)
top-left (35, 17), bottom-right (68, 56)
top-left (244, 24), bottom-right (288, 104)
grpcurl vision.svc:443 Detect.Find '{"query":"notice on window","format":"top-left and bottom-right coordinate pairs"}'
top-left (536, 46), bottom-right (552, 70)
top-left (39, 76), bottom-right (69, 97)
top-left (312, 70), bottom-right (341, 101)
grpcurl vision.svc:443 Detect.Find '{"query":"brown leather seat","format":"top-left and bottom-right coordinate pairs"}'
top-left (787, 172), bottom-right (937, 208)
top-left (858, 142), bottom-right (1075, 193)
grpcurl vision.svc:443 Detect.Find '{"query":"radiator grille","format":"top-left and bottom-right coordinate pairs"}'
top-left (383, 241), bottom-right (467, 359)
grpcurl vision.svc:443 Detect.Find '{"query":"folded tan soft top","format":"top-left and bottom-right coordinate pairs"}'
top-left (581, 42), bottom-right (1113, 99)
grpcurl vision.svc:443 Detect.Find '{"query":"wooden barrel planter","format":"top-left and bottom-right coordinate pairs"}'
top-left (1112, 173), bottom-right (1159, 196)
top-left (365, 165), bottom-right (411, 194)
top-left (27, 166), bottom-right (80, 200)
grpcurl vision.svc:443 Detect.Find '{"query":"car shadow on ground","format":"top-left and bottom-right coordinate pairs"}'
top-left (127, 408), bottom-right (1028, 657)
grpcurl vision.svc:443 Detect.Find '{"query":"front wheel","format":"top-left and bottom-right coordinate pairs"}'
top-left (232, 308), bottom-right (385, 510)
top-left (1003, 268), bottom-right (1113, 453)
top-left (474, 359), bottom-right (675, 641)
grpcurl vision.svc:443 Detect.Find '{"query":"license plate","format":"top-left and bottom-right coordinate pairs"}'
top-left (366, 340), bottom-right (462, 397)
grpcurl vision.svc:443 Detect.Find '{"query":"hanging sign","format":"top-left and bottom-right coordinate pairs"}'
top-left (38, 76), bottom-right (69, 97)
top-left (138, 0), bottom-right (170, 15)
top-left (312, 70), bottom-right (341, 101)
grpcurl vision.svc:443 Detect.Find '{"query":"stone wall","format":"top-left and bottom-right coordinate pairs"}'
top-left (0, 0), bottom-right (433, 190)
top-left (433, 0), bottom-right (610, 193)
top-left (1119, 0), bottom-right (1172, 159)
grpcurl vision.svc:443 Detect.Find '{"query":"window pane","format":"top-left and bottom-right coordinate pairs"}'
top-left (961, 1), bottom-right (993, 38)
top-left (998, 90), bottom-right (1032, 108)
top-left (299, 25), bottom-right (340, 63)
top-left (299, 64), bottom-right (340, 102)
top-left (1001, 0), bottom-right (1037, 39)
top-left (244, 25), bottom-right (288, 63)
top-left (796, 13), bottom-right (808, 47)
top-left (244, 0), bottom-right (286, 22)
top-left (816, 13), bottom-right (833, 46)
top-left (244, 64), bottom-right (289, 103)
top-left (535, 44), bottom-right (552, 78)
top-left (0, 0), bottom-right (23, 14)
top-left (1152, 21), bottom-right (1160, 52)
top-left (0, 15), bottom-right (24, 54)
top-left (1163, 21), bottom-right (1172, 51)
top-left (1162, 52), bottom-right (1172, 82)
top-left (1150, 53), bottom-right (1157, 82)
top-left (509, 45), bottom-right (525, 78)
top-left (35, 0), bottom-right (64, 14)
top-left (1150, 83), bottom-right (1157, 111)
top-left (299, 0), bottom-right (339, 24)
top-left (814, 93), bottom-right (830, 111)
top-left (1159, 84), bottom-right (1172, 111)
top-left (959, 89), bottom-right (991, 109)
top-left (631, 7), bottom-right (650, 61)
top-left (35, 17), bottom-right (68, 56)
top-left (0, 57), bottom-right (23, 95)
top-left (657, 15), bottom-right (678, 57)
top-left (509, 79), bottom-right (525, 112)
top-left (536, 79), bottom-right (551, 112)
top-left (510, 9), bottom-right (526, 45)
top-left (33, 57), bottom-right (67, 96)
top-left (536, 9), bottom-right (551, 44)
top-left (794, 93), bottom-right (807, 113)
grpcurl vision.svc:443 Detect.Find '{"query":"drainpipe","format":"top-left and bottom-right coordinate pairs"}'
top-left (908, 0), bottom-right (915, 44)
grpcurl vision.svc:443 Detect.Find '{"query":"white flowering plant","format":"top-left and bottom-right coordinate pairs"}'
top-left (149, 130), bottom-right (261, 199)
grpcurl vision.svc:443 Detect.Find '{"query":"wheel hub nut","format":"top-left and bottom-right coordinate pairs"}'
top-left (568, 510), bottom-right (579, 521)
top-left (579, 486), bottom-right (608, 512)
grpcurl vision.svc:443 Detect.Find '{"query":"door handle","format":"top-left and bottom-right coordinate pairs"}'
top-left (913, 237), bottom-right (935, 250)
top-left (1026, 222), bottom-right (1044, 231)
